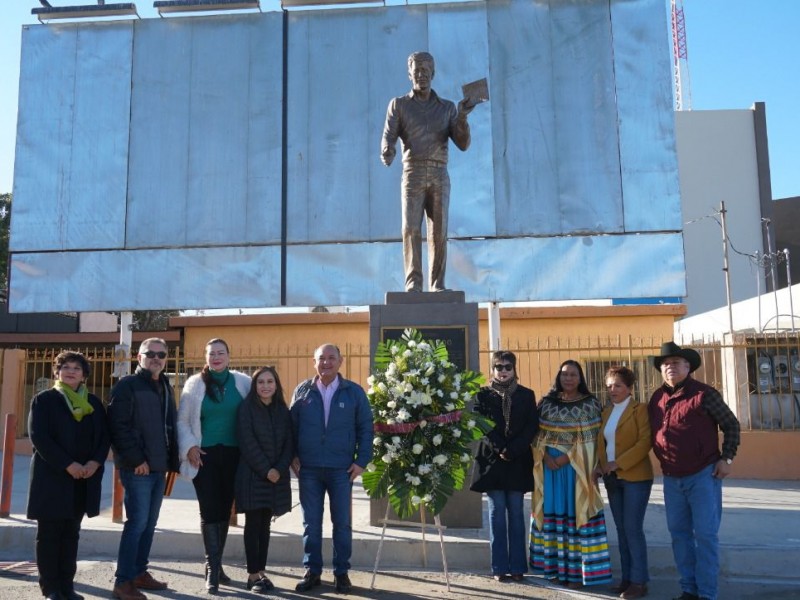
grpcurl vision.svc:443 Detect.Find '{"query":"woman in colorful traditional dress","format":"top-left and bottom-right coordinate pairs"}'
top-left (529, 359), bottom-right (612, 589)
top-left (596, 366), bottom-right (653, 599)
top-left (177, 338), bottom-right (251, 593)
top-left (470, 350), bottom-right (539, 582)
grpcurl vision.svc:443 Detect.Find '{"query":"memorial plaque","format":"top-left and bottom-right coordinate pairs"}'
top-left (381, 326), bottom-right (468, 371)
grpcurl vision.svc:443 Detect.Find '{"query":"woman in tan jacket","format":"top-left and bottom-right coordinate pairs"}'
top-left (597, 366), bottom-right (653, 599)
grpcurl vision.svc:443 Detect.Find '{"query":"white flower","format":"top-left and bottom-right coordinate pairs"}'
top-left (461, 453), bottom-right (472, 463)
top-left (445, 402), bottom-right (455, 411)
top-left (425, 365), bottom-right (435, 376)
top-left (408, 340), bottom-right (417, 347)
top-left (421, 394), bottom-right (432, 406)
top-left (437, 390), bottom-right (444, 397)
top-left (378, 382), bottom-right (388, 392)
top-left (396, 408), bottom-right (411, 422)
top-left (419, 342), bottom-right (431, 351)
top-left (373, 436), bottom-right (383, 446)
top-left (452, 429), bottom-right (461, 438)
top-left (462, 392), bottom-right (471, 401)
top-left (467, 419), bottom-right (476, 429)
top-left (367, 462), bottom-right (377, 472)
top-left (381, 454), bottom-right (393, 464)
top-left (411, 495), bottom-right (422, 505)
top-left (412, 443), bottom-right (424, 455)
top-left (423, 494), bottom-right (432, 503)
top-left (420, 377), bottom-right (429, 385)
top-left (433, 434), bottom-right (443, 446)
top-left (450, 391), bottom-right (458, 400)
top-left (404, 382), bottom-right (414, 392)
top-left (391, 346), bottom-right (399, 355)
top-left (367, 375), bottom-right (375, 386)
top-left (405, 473), bottom-right (421, 486)
top-left (438, 374), bottom-right (446, 383)
top-left (392, 436), bottom-right (401, 445)
top-left (419, 420), bottom-right (428, 428)
top-left (418, 464), bottom-right (432, 475)
top-left (386, 400), bottom-right (397, 409)
top-left (432, 454), bottom-right (448, 466)
top-left (403, 349), bottom-right (412, 358)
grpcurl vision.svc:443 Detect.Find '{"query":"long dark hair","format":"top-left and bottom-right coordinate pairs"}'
top-left (548, 359), bottom-right (591, 396)
top-left (246, 366), bottom-right (286, 407)
top-left (201, 338), bottom-right (230, 402)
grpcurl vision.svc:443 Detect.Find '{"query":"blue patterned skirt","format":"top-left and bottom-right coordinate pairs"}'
top-left (529, 448), bottom-right (612, 586)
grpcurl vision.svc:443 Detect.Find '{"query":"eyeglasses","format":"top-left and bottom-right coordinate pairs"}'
top-left (142, 351), bottom-right (167, 359)
top-left (493, 364), bottom-right (513, 372)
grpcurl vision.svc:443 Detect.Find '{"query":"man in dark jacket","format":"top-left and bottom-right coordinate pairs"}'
top-left (648, 342), bottom-right (740, 600)
top-left (290, 344), bottom-right (373, 594)
top-left (107, 338), bottom-right (179, 600)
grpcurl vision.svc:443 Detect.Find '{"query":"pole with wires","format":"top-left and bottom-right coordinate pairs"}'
top-left (719, 201), bottom-right (734, 334)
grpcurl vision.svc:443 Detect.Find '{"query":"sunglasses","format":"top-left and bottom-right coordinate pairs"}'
top-left (493, 364), bottom-right (513, 372)
top-left (142, 351), bottom-right (167, 359)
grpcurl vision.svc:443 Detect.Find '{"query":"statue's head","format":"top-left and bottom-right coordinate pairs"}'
top-left (407, 51), bottom-right (435, 91)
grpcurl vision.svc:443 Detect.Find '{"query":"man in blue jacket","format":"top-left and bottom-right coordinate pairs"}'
top-left (107, 338), bottom-right (179, 600)
top-left (290, 343), bottom-right (373, 594)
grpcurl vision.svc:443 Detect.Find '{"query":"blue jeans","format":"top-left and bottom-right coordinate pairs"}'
top-left (607, 478), bottom-right (652, 584)
top-left (115, 470), bottom-right (165, 584)
top-left (486, 489), bottom-right (527, 576)
top-left (299, 466), bottom-right (353, 576)
top-left (663, 464), bottom-right (722, 600)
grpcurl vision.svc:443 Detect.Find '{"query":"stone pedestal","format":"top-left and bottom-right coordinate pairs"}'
top-left (368, 290), bottom-right (483, 528)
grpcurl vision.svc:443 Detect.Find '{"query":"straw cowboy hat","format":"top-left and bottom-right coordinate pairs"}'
top-left (652, 341), bottom-right (702, 373)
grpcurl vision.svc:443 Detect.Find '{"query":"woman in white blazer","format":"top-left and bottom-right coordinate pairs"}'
top-left (177, 338), bottom-right (250, 593)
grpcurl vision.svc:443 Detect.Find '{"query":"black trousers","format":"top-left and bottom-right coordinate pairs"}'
top-left (243, 508), bottom-right (273, 574)
top-left (192, 444), bottom-right (239, 524)
top-left (36, 516), bottom-right (82, 596)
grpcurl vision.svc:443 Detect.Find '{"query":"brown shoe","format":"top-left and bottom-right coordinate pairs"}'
top-left (611, 580), bottom-right (631, 594)
top-left (112, 581), bottom-right (147, 600)
top-left (621, 582), bottom-right (648, 599)
top-left (133, 571), bottom-right (167, 591)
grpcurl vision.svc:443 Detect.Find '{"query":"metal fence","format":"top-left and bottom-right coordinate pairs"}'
top-left (15, 333), bottom-right (800, 435)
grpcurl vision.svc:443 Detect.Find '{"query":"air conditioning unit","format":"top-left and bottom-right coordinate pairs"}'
top-left (757, 356), bottom-right (774, 394)
top-left (774, 355), bottom-right (790, 392)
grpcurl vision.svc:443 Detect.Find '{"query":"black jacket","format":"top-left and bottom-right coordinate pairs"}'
top-left (26, 389), bottom-right (110, 520)
top-left (470, 384), bottom-right (539, 493)
top-left (235, 396), bottom-right (293, 516)
top-left (107, 367), bottom-right (179, 473)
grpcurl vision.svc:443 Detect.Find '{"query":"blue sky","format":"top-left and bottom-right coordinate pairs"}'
top-left (0, 1), bottom-right (797, 199)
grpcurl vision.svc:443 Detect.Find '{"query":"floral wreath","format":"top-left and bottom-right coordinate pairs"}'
top-left (362, 328), bottom-right (493, 519)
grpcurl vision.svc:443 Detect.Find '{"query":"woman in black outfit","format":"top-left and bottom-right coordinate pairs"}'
top-left (26, 351), bottom-right (110, 600)
top-left (470, 350), bottom-right (539, 582)
top-left (235, 366), bottom-right (293, 593)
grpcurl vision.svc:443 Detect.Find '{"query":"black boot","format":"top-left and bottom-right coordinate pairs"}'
top-left (201, 522), bottom-right (221, 594)
top-left (218, 521), bottom-right (231, 584)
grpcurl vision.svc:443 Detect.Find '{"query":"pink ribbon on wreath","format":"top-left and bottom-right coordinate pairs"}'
top-left (373, 410), bottom-right (462, 434)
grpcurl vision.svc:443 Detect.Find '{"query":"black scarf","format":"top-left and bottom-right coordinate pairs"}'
top-left (490, 377), bottom-right (518, 436)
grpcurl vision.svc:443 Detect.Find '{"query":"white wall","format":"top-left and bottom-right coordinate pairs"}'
top-left (675, 109), bottom-right (766, 316)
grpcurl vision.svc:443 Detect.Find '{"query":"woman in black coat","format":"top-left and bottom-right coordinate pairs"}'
top-left (26, 351), bottom-right (110, 600)
top-left (470, 350), bottom-right (539, 582)
top-left (234, 366), bottom-right (293, 593)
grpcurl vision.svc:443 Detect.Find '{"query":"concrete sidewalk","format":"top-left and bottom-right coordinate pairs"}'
top-left (1, 452), bottom-right (799, 596)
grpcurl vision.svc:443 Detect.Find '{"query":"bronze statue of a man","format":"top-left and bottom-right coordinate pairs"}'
top-left (381, 52), bottom-right (474, 292)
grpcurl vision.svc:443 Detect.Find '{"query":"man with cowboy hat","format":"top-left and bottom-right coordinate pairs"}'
top-left (648, 342), bottom-right (740, 600)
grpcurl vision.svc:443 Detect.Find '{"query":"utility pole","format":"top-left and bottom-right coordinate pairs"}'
top-left (785, 249), bottom-right (796, 333)
top-left (763, 218), bottom-right (780, 330)
top-left (719, 202), bottom-right (734, 334)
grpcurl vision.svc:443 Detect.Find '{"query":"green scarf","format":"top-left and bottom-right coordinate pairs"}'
top-left (54, 381), bottom-right (94, 422)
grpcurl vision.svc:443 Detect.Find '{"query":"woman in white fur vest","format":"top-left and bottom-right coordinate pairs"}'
top-left (177, 338), bottom-right (250, 594)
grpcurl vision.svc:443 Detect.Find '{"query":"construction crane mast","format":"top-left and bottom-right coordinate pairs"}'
top-left (671, 0), bottom-right (692, 111)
